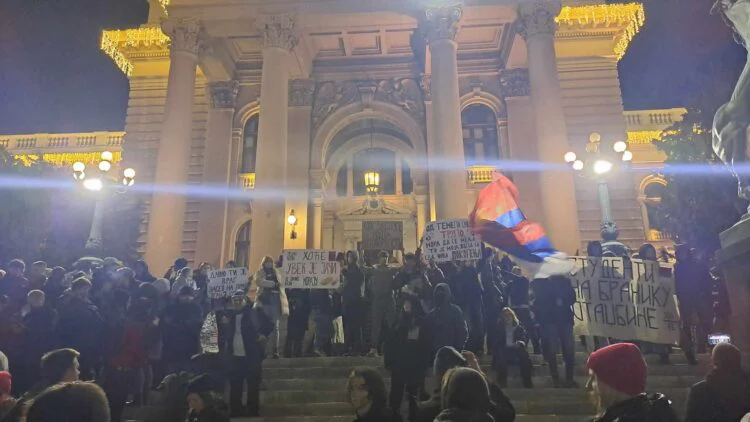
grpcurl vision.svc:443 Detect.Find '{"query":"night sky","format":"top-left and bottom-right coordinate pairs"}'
top-left (0, 0), bottom-right (745, 135)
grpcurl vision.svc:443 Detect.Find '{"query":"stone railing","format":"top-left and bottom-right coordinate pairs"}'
top-left (238, 173), bottom-right (256, 190)
top-left (0, 131), bottom-right (126, 152)
top-left (467, 165), bottom-right (496, 184)
top-left (647, 229), bottom-right (673, 242)
top-left (624, 108), bottom-right (686, 131)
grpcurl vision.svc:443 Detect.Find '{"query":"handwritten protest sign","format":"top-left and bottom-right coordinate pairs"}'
top-left (282, 249), bottom-right (341, 289)
top-left (569, 256), bottom-right (680, 345)
top-left (362, 221), bottom-right (404, 250)
top-left (421, 219), bottom-right (482, 263)
top-left (207, 267), bottom-right (249, 299)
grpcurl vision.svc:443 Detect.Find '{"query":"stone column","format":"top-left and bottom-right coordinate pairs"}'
top-left (145, 18), bottom-right (202, 272)
top-left (195, 80), bottom-right (239, 265)
top-left (248, 14), bottom-right (298, 270)
top-left (517, 1), bottom-right (581, 253)
top-left (308, 169), bottom-right (329, 249)
top-left (423, 6), bottom-right (468, 220)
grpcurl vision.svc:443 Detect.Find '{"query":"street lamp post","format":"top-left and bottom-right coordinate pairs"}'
top-left (72, 152), bottom-right (136, 255)
top-left (564, 133), bottom-right (633, 247)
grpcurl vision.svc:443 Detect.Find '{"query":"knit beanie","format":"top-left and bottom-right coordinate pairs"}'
top-left (0, 371), bottom-right (11, 396)
top-left (586, 343), bottom-right (647, 396)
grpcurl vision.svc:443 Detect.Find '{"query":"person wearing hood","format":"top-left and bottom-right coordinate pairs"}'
top-left (253, 256), bottom-right (289, 359)
top-left (586, 343), bottom-right (679, 422)
top-left (347, 367), bottom-right (401, 422)
top-left (684, 342), bottom-right (750, 422)
top-left (384, 294), bottom-right (431, 421)
top-left (134, 260), bottom-right (157, 284)
top-left (425, 284), bottom-right (467, 356)
top-left (434, 367), bottom-right (495, 422)
top-left (341, 251), bottom-right (366, 356)
top-left (186, 374), bottom-right (230, 422)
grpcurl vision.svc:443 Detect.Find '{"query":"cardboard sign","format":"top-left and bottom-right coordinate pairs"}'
top-left (421, 219), bottom-right (482, 263)
top-left (282, 249), bottom-right (341, 289)
top-left (362, 221), bottom-right (403, 250)
top-left (569, 256), bottom-right (680, 345)
top-left (207, 267), bottom-right (249, 299)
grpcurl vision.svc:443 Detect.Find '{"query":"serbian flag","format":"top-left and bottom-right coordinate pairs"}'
top-left (469, 173), bottom-right (573, 279)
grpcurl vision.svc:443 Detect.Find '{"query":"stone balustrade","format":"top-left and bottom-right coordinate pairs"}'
top-left (467, 165), bottom-right (496, 184)
top-left (647, 229), bottom-right (673, 242)
top-left (624, 108), bottom-right (686, 131)
top-left (238, 172), bottom-right (256, 190)
top-left (0, 131), bottom-right (125, 152)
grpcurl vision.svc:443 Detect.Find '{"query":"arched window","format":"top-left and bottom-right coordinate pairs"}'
top-left (402, 159), bottom-right (413, 195)
top-left (353, 148), bottom-right (396, 196)
top-left (461, 104), bottom-right (500, 165)
top-left (241, 116), bottom-right (259, 173)
top-left (235, 221), bottom-right (251, 269)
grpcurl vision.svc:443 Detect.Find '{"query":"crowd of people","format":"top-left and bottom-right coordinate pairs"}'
top-left (0, 237), bottom-right (746, 422)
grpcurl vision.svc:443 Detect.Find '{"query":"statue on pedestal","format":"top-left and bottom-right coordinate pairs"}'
top-left (712, 0), bottom-right (750, 213)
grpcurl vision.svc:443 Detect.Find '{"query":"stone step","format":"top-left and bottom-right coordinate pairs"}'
top-left (265, 374), bottom-right (702, 391)
top-left (262, 352), bottom-right (709, 369)
top-left (240, 417), bottom-right (593, 422)
top-left (263, 363), bottom-right (707, 380)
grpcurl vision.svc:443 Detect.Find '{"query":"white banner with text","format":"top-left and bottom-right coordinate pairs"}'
top-left (282, 249), bottom-right (341, 289)
top-left (207, 268), bottom-right (249, 299)
top-left (422, 219), bottom-right (482, 263)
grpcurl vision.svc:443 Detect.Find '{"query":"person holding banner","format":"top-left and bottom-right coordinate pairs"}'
top-left (252, 256), bottom-right (289, 360)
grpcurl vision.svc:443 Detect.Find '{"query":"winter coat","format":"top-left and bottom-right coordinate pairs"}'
top-left (252, 268), bottom-right (289, 316)
top-left (21, 306), bottom-right (58, 364)
top-left (162, 302), bottom-right (204, 363)
top-left (530, 276), bottom-right (575, 326)
top-left (425, 284), bottom-right (467, 353)
top-left (285, 288), bottom-right (311, 328)
top-left (393, 269), bottom-right (431, 306)
top-left (674, 260), bottom-right (713, 307)
top-left (684, 376), bottom-right (750, 422)
top-left (187, 403), bottom-right (230, 422)
top-left (458, 266), bottom-right (484, 311)
top-left (352, 406), bottom-right (402, 422)
top-left (384, 315), bottom-right (431, 383)
top-left (590, 393), bottom-right (679, 422)
top-left (216, 303), bottom-right (273, 366)
top-left (368, 265), bottom-right (398, 302)
top-left (341, 266), bottom-right (365, 307)
top-left (504, 275), bottom-right (530, 309)
top-left (55, 297), bottom-right (103, 360)
top-left (107, 320), bottom-right (153, 370)
top-left (310, 289), bottom-right (333, 315)
top-left (434, 408), bottom-right (495, 422)
top-left (492, 323), bottom-right (527, 362)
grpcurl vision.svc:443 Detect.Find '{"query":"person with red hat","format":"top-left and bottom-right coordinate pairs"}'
top-left (0, 371), bottom-right (15, 420)
top-left (585, 343), bottom-right (679, 422)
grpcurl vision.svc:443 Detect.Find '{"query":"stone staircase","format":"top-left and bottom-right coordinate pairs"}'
top-left (127, 349), bottom-right (708, 422)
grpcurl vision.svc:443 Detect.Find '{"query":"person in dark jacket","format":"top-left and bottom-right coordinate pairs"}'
top-left (217, 290), bottom-right (273, 417)
top-left (684, 342), bottom-right (750, 422)
top-left (310, 289), bottom-right (334, 357)
top-left (503, 266), bottom-right (539, 354)
top-left (42, 267), bottom-right (67, 309)
top-left (366, 251), bottom-right (398, 357)
top-left (435, 367), bottom-right (494, 422)
top-left (457, 261), bottom-right (485, 355)
top-left (55, 278), bottom-right (103, 381)
top-left (492, 307), bottom-right (532, 389)
top-left (342, 251), bottom-right (366, 356)
top-left (425, 284), bottom-right (467, 357)
top-left (384, 294), bottom-right (430, 422)
top-left (186, 374), bottom-right (230, 422)
top-left (0, 260), bottom-right (29, 309)
top-left (19, 290), bottom-right (58, 394)
top-left (284, 287), bottom-right (311, 358)
top-left (393, 254), bottom-right (431, 310)
top-left (531, 275), bottom-right (576, 388)
top-left (586, 343), bottom-right (679, 422)
top-left (417, 346), bottom-right (467, 422)
top-left (674, 244), bottom-right (713, 365)
top-left (162, 287), bottom-right (203, 374)
top-left (134, 260), bottom-right (157, 284)
top-left (347, 367), bottom-right (401, 422)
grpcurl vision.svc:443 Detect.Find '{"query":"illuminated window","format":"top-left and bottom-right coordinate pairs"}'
top-left (461, 104), bottom-right (500, 165)
top-left (241, 116), bottom-right (259, 173)
top-left (235, 221), bottom-right (251, 269)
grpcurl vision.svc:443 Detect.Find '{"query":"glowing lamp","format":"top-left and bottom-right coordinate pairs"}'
top-left (622, 150), bottom-right (633, 162)
top-left (98, 160), bottom-right (112, 172)
top-left (593, 159), bottom-right (613, 175)
top-left (572, 160), bottom-right (584, 171)
top-left (564, 152), bottom-right (577, 163)
top-left (123, 168), bottom-right (136, 178)
top-left (287, 210), bottom-right (298, 226)
top-left (73, 162), bottom-right (86, 172)
top-left (83, 178), bottom-right (103, 191)
top-left (101, 151), bottom-right (114, 161)
top-left (613, 141), bottom-right (627, 153)
top-left (364, 169), bottom-right (380, 194)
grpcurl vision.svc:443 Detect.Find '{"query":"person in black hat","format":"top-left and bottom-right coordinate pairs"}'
top-left (186, 374), bottom-right (230, 422)
top-left (216, 290), bottom-right (273, 417)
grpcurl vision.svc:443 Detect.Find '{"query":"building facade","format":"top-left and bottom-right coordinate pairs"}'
top-left (2, 0), bottom-right (685, 271)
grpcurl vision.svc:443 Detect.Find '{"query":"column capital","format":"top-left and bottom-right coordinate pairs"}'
top-left (162, 18), bottom-right (205, 56)
top-left (208, 80), bottom-right (240, 110)
top-left (423, 5), bottom-right (463, 43)
top-left (289, 79), bottom-right (315, 107)
top-left (500, 68), bottom-right (530, 98)
top-left (255, 13), bottom-right (299, 51)
top-left (309, 168), bottom-right (330, 190)
top-left (516, 0), bottom-right (561, 40)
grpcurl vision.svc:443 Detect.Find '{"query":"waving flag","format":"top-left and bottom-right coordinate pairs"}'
top-left (469, 173), bottom-right (573, 279)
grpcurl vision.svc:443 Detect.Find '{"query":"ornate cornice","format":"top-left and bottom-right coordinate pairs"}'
top-left (256, 13), bottom-right (298, 51)
top-left (289, 79), bottom-right (315, 107)
top-left (423, 6), bottom-right (463, 43)
top-left (162, 18), bottom-right (204, 56)
top-left (517, 0), bottom-right (561, 40)
top-left (500, 68), bottom-right (530, 98)
top-left (208, 80), bottom-right (239, 110)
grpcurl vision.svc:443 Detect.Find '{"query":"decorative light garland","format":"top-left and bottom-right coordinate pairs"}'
top-left (100, 27), bottom-right (170, 76)
top-left (627, 130), bottom-right (663, 145)
top-left (556, 3), bottom-right (646, 60)
top-left (159, 0), bottom-right (170, 15)
top-left (15, 152), bottom-right (123, 167)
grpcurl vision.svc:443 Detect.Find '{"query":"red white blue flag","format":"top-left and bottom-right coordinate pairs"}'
top-left (469, 173), bottom-right (573, 279)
